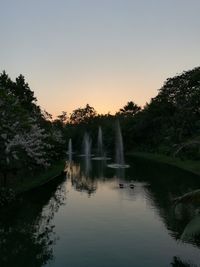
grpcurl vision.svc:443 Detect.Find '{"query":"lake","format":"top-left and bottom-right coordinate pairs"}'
top-left (1, 156), bottom-right (200, 267)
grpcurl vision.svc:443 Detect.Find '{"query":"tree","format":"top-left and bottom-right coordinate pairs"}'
top-left (0, 72), bottom-right (66, 185)
top-left (116, 101), bottom-right (141, 117)
top-left (57, 111), bottom-right (68, 124)
top-left (0, 84), bottom-right (51, 184)
top-left (53, 111), bottom-right (68, 129)
top-left (129, 66), bottom-right (200, 155)
top-left (69, 104), bottom-right (97, 124)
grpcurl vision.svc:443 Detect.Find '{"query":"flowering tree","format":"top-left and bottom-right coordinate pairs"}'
top-left (0, 87), bottom-right (50, 183)
top-left (5, 124), bottom-right (51, 167)
top-left (0, 72), bottom-right (65, 185)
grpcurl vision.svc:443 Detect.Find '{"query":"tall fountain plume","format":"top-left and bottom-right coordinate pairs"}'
top-left (83, 132), bottom-right (91, 158)
top-left (115, 120), bottom-right (125, 165)
top-left (107, 120), bottom-right (129, 168)
top-left (92, 127), bottom-right (110, 160)
top-left (82, 133), bottom-right (92, 175)
top-left (68, 138), bottom-right (72, 162)
top-left (97, 126), bottom-right (104, 157)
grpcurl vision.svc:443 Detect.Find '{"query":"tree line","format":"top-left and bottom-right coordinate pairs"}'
top-left (1, 66), bottom-right (200, 182)
top-left (64, 66), bottom-right (200, 159)
top-left (0, 72), bottom-right (65, 184)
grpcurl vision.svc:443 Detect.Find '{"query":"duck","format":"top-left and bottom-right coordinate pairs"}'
top-left (129, 183), bottom-right (134, 189)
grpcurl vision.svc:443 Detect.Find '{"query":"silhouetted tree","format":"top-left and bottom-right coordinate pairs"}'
top-left (116, 101), bottom-right (141, 117)
top-left (69, 104), bottom-right (97, 124)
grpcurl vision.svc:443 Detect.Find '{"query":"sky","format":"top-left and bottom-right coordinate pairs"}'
top-left (0, 0), bottom-right (200, 116)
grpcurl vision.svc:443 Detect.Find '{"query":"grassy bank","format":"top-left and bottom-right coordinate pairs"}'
top-left (130, 152), bottom-right (200, 176)
top-left (13, 160), bottom-right (66, 194)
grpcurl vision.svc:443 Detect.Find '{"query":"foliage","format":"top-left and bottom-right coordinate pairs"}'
top-left (122, 67), bottom-right (200, 157)
top-left (171, 256), bottom-right (197, 267)
top-left (63, 66), bottom-right (200, 159)
top-left (116, 101), bottom-right (141, 117)
top-left (0, 188), bottom-right (15, 207)
top-left (69, 104), bottom-right (97, 124)
top-left (0, 72), bottom-right (65, 186)
top-left (1, 66), bottom-right (200, 192)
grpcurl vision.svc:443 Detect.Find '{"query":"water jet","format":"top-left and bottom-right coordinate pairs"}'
top-left (108, 120), bottom-right (129, 168)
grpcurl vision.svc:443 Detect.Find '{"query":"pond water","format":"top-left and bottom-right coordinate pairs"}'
top-left (1, 156), bottom-right (200, 267)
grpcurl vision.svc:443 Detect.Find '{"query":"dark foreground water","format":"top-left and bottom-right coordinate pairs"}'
top-left (1, 157), bottom-right (200, 267)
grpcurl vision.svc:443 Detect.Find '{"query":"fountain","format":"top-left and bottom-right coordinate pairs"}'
top-left (108, 120), bottom-right (129, 168)
top-left (97, 126), bottom-right (103, 157)
top-left (79, 132), bottom-right (93, 157)
top-left (92, 126), bottom-right (111, 160)
top-left (81, 133), bottom-right (92, 175)
top-left (83, 132), bottom-right (91, 158)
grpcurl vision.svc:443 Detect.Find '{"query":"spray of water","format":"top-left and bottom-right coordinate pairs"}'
top-left (83, 132), bottom-right (91, 158)
top-left (97, 126), bottom-right (104, 157)
top-left (107, 120), bottom-right (129, 168)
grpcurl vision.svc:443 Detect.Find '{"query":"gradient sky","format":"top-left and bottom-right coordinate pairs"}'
top-left (0, 0), bottom-right (200, 116)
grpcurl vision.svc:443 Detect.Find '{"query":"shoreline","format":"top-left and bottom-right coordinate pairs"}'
top-left (128, 152), bottom-right (200, 177)
top-left (14, 160), bottom-right (66, 195)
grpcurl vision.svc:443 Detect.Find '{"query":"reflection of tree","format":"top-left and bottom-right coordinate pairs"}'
top-left (0, 175), bottom-right (66, 267)
top-left (64, 161), bottom-right (80, 180)
top-left (171, 256), bottom-right (197, 267)
top-left (73, 174), bottom-right (97, 196)
top-left (146, 181), bottom-right (200, 248)
top-left (173, 203), bottom-right (200, 246)
top-left (129, 157), bottom-right (200, 248)
top-left (66, 161), bottom-right (97, 196)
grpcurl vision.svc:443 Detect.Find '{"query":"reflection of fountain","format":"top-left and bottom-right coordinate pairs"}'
top-left (114, 167), bottom-right (132, 188)
top-left (96, 160), bottom-right (106, 179)
top-left (66, 161), bottom-right (97, 196)
top-left (83, 133), bottom-right (92, 174)
top-left (108, 120), bottom-right (129, 168)
top-left (67, 138), bottom-right (72, 162)
top-left (78, 132), bottom-right (92, 177)
top-left (116, 167), bottom-right (125, 181)
top-left (92, 126), bottom-right (111, 161)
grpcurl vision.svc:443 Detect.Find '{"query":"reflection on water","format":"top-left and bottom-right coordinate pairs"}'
top-left (115, 167), bottom-right (125, 181)
top-left (173, 202), bottom-right (200, 245)
top-left (171, 256), bottom-right (198, 267)
top-left (65, 158), bottom-right (200, 247)
top-left (0, 175), bottom-right (66, 267)
top-left (1, 157), bottom-right (200, 266)
top-left (63, 158), bottom-right (200, 266)
top-left (65, 160), bottom-right (97, 196)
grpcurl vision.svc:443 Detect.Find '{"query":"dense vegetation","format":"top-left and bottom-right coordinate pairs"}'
top-left (0, 72), bottom-right (66, 187)
top-left (0, 66), bottom-right (200, 191)
top-left (65, 66), bottom-right (200, 160)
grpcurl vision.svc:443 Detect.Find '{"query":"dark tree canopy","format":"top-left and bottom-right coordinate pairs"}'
top-left (116, 101), bottom-right (141, 117)
top-left (0, 72), bottom-right (66, 185)
top-left (69, 104), bottom-right (97, 124)
top-left (1, 65), bottom-right (200, 184)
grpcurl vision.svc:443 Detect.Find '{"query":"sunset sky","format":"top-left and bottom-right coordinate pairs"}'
top-left (0, 0), bottom-right (200, 116)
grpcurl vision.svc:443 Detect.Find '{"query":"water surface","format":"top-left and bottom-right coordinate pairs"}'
top-left (1, 157), bottom-right (200, 267)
